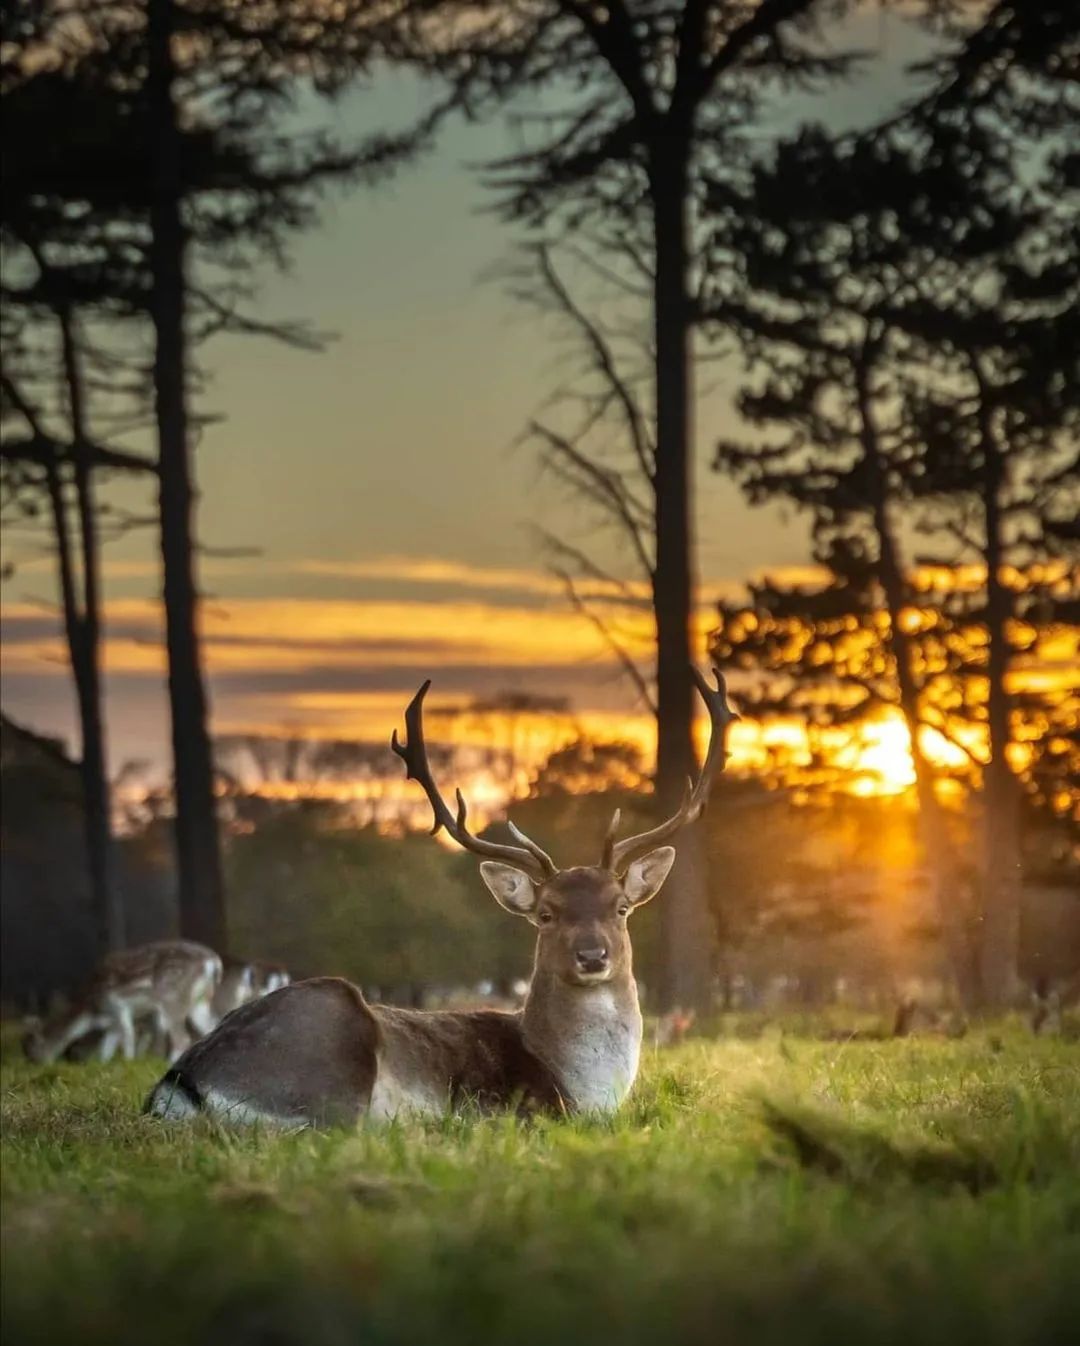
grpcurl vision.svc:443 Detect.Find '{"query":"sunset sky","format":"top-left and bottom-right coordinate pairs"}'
top-left (0, 9), bottom-right (939, 777)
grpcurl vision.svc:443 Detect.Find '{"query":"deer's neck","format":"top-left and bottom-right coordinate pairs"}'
top-left (521, 970), bottom-right (642, 1114)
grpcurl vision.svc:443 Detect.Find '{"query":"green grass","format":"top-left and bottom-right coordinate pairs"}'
top-left (2, 1027), bottom-right (1079, 1346)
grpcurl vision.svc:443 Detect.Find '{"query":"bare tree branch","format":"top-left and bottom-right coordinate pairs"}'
top-left (535, 243), bottom-right (655, 485)
top-left (554, 566), bottom-right (657, 716)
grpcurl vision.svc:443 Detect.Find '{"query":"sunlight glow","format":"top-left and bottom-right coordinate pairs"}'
top-left (848, 717), bottom-right (916, 796)
top-left (4, 557), bottom-right (1073, 810)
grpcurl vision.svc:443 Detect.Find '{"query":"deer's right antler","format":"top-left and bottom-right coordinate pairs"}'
top-left (392, 681), bottom-right (558, 883)
top-left (602, 665), bottom-right (739, 875)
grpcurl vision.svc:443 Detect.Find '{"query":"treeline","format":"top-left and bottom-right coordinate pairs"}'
top-left (3, 702), bottom-right (1076, 1012)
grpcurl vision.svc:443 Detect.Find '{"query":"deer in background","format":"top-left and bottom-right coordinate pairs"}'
top-left (208, 957), bottom-right (291, 1028)
top-left (24, 940), bottom-right (222, 1064)
top-left (145, 667), bottom-right (737, 1126)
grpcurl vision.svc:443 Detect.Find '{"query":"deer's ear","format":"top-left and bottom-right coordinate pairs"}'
top-left (622, 846), bottom-right (676, 908)
top-left (480, 861), bottom-right (538, 917)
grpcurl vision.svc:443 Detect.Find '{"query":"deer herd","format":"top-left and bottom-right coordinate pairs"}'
top-left (22, 942), bottom-right (290, 1066)
top-left (22, 667), bottom-right (739, 1128)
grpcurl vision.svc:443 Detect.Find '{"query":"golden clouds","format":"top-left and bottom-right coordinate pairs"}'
top-left (2, 594), bottom-right (644, 674)
top-left (3, 554), bottom-right (1075, 802)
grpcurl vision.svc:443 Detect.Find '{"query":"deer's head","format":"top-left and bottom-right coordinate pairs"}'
top-left (392, 667), bottom-right (737, 989)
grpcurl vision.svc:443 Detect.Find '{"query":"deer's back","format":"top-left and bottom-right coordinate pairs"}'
top-left (145, 977), bottom-right (564, 1126)
top-left (96, 940), bottom-right (219, 995)
top-left (146, 977), bottom-right (376, 1127)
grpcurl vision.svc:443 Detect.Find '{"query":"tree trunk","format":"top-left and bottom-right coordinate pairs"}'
top-left (45, 461), bottom-right (122, 956)
top-left (877, 547), bottom-right (980, 1007)
top-left (148, 0), bottom-right (226, 951)
top-left (59, 309), bottom-right (124, 953)
top-left (856, 355), bottom-right (978, 1007)
top-left (976, 376), bottom-right (1021, 1008)
top-left (650, 146), bottom-right (712, 1013)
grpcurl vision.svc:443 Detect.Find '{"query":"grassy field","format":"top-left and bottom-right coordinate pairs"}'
top-left (2, 1025), bottom-right (1078, 1346)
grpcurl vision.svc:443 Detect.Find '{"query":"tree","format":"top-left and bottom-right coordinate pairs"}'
top-left (702, 5), bottom-right (1078, 1002)
top-left (2, 4), bottom-right (161, 952)
top-left (3, 0), bottom-right (445, 947)
top-left (530, 736), bottom-right (649, 799)
top-left (143, 0), bottom-right (452, 947)
top-left (397, 0), bottom-right (859, 1009)
top-left (874, 1), bottom-right (1077, 1005)
top-left (0, 370), bottom-right (152, 956)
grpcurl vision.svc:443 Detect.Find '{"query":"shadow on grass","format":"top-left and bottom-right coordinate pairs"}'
top-left (758, 1092), bottom-right (1077, 1195)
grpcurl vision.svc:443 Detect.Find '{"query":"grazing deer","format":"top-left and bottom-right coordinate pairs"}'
top-left (207, 957), bottom-right (291, 1028)
top-left (24, 940), bottom-right (222, 1064)
top-left (144, 667), bottom-right (737, 1127)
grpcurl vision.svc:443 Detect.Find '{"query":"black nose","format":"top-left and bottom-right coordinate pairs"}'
top-left (576, 947), bottom-right (609, 973)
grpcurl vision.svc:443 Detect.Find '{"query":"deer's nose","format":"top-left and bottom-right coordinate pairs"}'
top-left (576, 946), bottom-right (609, 973)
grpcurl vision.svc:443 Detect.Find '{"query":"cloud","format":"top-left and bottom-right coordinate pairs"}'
top-left (1, 593), bottom-right (654, 675)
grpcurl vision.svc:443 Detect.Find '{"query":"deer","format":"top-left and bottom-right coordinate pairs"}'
top-left (207, 957), bottom-right (291, 1028)
top-left (23, 940), bottom-right (223, 1065)
top-left (144, 667), bottom-right (737, 1127)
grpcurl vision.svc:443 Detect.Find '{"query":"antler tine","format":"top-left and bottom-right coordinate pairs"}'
top-left (607, 665), bottom-right (739, 875)
top-left (599, 808), bottom-right (622, 868)
top-left (392, 680), bottom-right (557, 882)
top-left (507, 821), bottom-right (558, 876)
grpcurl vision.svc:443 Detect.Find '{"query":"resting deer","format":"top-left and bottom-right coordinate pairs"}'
top-left (24, 940), bottom-right (222, 1064)
top-left (145, 667), bottom-right (737, 1126)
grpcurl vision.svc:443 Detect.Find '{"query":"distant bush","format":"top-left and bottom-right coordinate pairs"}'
top-left (224, 805), bottom-right (532, 994)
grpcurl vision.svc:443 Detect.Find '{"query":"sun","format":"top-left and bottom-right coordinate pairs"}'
top-left (851, 716), bottom-right (916, 796)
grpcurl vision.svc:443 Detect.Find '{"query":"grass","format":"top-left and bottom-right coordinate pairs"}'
top-left (2, 1025), bottom-right (1079, 1346)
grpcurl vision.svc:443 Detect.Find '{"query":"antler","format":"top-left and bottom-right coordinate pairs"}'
top-left (604, 665), bottom-right (739, 875)
top-left (391, 680), bottom-right (558, 883)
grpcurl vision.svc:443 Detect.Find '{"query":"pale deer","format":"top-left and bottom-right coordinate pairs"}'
top-left (207, 957), bottom-right (291, 1028)
top-left (24, 940), bottom-right (222, 1064)
top-left (144, 667), bottom-right (736, 1127)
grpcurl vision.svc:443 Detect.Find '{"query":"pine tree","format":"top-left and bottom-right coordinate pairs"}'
top-left (2, 0), bottom-right (437, 948)
top-left (702, 7), bottom-right (1078, 1004)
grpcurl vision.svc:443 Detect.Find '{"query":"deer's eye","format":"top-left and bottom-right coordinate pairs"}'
top-left (617, 904), bottom-right (630, 918)
top-left (538, 909), bottom-right (555, 925)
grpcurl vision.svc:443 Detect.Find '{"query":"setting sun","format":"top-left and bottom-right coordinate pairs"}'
top-left (843, 716), bottom-right (917, 797)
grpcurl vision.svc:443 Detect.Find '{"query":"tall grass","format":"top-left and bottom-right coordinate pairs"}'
top-left (2, 1027), bottom-right (1078, 1346)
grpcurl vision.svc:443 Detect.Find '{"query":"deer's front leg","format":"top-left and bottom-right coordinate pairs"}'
top-left (97, 1027), bottom-right (121, 1062)
top-left (186, 998), bottom-right (217, 1039)
top-left (106, 996), bottom-right (137, 1060)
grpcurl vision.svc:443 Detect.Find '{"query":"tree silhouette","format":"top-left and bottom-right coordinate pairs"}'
top-left (2, 2), bottom-right (159, 953)
top-left (507, 243), bottom-right (658, 715)
top-left (702, 5), bottom-right (1078, 1004)
top-left (3, 0), bottom-right (445, 949)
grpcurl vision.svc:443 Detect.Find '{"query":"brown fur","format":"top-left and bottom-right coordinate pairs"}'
top-left (148, 977), bottom-right (563, 1124)
top-left (145, 854), bottom-right (675, 1127)
top-left (373, 1005), bottom-right (566, 1114)
top-left (152, 979), bottom-right (378, 1126)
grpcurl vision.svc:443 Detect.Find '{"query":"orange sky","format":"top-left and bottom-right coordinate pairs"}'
top-left (5, 551), bottom-right (1074, 806)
